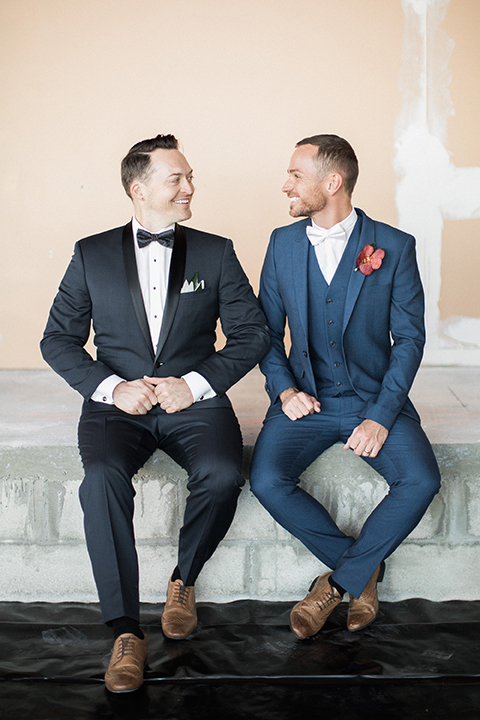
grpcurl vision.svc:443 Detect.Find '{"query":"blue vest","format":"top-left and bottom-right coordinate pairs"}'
top-left (307, 217), bottom-right (362, 398)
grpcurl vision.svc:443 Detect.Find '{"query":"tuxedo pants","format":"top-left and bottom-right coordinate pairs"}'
top-left (78, 403), bottom-right (244, 624)
top-left (250, 397), bottom-right (441, 599)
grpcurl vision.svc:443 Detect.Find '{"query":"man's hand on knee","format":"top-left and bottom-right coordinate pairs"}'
top-left (344, 419), bottom-right (389, 458)
top-left (143, 376), bottom-right (194, 413)
top-left (279, 387), bottom-right (321, 421)
top-left (112, 379), bottom-right (158, 415)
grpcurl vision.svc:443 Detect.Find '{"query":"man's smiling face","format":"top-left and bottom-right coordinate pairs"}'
top-left (282, 144), bottom-right (329, 219)
top-left (138, 148), bottom-right (195, 227)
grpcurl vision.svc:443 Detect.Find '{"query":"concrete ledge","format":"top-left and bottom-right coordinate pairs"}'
top-left (1, 444), bottom-right (479, 604)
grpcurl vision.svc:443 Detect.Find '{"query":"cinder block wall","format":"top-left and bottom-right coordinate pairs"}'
top-left (0, 444), bottom-right (479, 604)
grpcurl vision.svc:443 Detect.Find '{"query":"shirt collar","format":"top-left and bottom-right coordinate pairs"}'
top-left (310, 207), bottom-right (357, 241)
top-left (132, 216), bottom-right (175, 238)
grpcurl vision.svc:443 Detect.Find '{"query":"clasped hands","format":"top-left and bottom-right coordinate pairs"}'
top-left (279, 387), bottom-right (388, 458)
top-left (112, 376), bottom-right (194, 415)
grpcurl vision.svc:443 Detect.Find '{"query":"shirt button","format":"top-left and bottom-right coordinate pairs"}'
top-left (326, 298), bottom-right (333, 304)
top-left (303, 350), bottom-right (308, 357)
top-left (328, 320), bottom-right (334, 326)
top-left (334, 362), bottom-right (340, 367)
top-left (336, 382), bottom-right (342, 387)
top-left (102, 396), bottom-right (107, 402)
top-left (330, 340), bottom-right (336, 346)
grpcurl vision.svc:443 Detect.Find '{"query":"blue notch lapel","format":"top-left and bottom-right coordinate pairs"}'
top-left (292, 220), bottom-right (310, 344)
top-left (342, 210), bottom-right (375, 332)
top-left (122, 223), bottom-right (154, 358)
top-left (155, 223), bottom-right (187, 361)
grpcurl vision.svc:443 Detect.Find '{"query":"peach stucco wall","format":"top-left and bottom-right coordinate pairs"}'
top-left (0, 0), bottom-right (479, 368)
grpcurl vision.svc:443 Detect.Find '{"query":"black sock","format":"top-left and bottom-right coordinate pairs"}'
top-left (108, 616), bottom-right (144, 641)
top-left (329, 577), bottom-right (346, 597)
top-left (171, 566), bottom-right (182, 582)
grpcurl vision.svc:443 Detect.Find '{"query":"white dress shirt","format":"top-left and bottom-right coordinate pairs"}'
top-left (306, 207), bottom-right (358, 284)
top-left (91, 218), bottom-right (215, 405)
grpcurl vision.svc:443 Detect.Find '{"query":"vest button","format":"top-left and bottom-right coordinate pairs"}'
top-left (328, 320), bottom-right (334, 325)
top-left (326, 298), bottom-right (333, 304)
top-left (334, 362), bottom-right (340, 367)
top-left (336, 382), bottom-right (343, 387)
top-left (330, 341), bottom-right (336, 346)
top-left (303, 350), bottom-right (308, 357)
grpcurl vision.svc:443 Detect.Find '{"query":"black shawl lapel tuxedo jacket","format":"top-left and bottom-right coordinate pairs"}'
top-left (41, 222), bottom-right (270, 409)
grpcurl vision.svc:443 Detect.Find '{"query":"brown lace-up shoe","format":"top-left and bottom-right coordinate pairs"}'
top-left (347, 561), bottom-right (385, 632)
top-left (161, 578), bottom-right (198, 640)
top-left (290, 571), bottom-right (342, 639)
top-left (104, 633), bottom-right (148, 693)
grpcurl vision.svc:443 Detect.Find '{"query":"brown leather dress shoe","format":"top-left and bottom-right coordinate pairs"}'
top-left (290, 572), bottom-right (342, 639)
top-left (104, 633), bottom-right (148, 693)
top-left (161, 578), bottom-right (198, 639)
top-left (347, 561), bottom-right (385, 632)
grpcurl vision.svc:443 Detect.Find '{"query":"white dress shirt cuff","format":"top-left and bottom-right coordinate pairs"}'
top-left (182, 372), bottom-right (216, 402)
top-left (91, 375), bottom-right (126, 404)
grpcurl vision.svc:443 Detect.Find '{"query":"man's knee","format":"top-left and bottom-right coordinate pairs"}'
top-left (188, 458), bottom-right (245, 502)
top-left (79, 461), bottom-right (135, 509)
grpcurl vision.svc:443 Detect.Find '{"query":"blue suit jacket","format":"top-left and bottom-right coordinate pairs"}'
top-left (259, 209), bottom-right (425, 431)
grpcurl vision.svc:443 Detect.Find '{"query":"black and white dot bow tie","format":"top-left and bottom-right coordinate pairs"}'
top-left (136, 228), bottom-right (175, 249)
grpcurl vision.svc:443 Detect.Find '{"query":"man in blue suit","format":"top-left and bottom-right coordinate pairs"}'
top-left (250, 134), bottom-right (441, 639)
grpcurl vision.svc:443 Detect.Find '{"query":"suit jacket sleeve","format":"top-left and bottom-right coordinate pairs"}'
top-left (191, 239), bottom-right (270, 394)
top-left (257, 230), bottom-right (298, 401)
top-left (360, 235), bottom-right (425, 431)
top-left (40, 242), bottom-right (117, 399)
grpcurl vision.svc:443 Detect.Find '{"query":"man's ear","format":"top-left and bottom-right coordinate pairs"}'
top-left (130, 180), bottom-right (145, 201)
top-left (326, 173), bottom-right (344, 196)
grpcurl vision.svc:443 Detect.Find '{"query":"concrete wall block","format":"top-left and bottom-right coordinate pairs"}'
top-left (137, 544), bottom-right (178, 603)
top-left (195, 545), bottom-right (250, 601)
top-left (133, 477), bottom-right (180, 540)
top-left (0, 543), bottom-right (97, 603)
top-left (434, 444), bottom-right (480, 479)
top-left (57, 480), bottom-right (84, 540)
top-left (250, 542), bottom-right (330, 600)
top-left (465, 478), bottom-right (480, 538)
top-left (227, 489), bottom-right (289, 540)
top-left (137, 543), bottom-right (249, 603)
top-left (0, 478), bottom-right (32, 541)
top-left (406, 490), bottom-right (446, 540)
top-left (380, 542), bottom-right (480, 601)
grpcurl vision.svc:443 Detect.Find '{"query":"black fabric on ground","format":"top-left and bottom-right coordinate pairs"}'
top-left (0, 600), bottom-right (479, 718)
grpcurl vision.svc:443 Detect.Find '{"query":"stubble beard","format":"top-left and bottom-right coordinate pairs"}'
top-left (289, 190), bottom-right (328, 219)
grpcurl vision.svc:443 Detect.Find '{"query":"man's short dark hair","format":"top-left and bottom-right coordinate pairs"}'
top-left (121, 134), bottom-right (179, 198)
top-left (296, 134), bottom-right (359, 196)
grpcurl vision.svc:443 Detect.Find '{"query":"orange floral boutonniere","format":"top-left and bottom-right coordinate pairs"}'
top-left (355, 243), bottom-right (385, 276)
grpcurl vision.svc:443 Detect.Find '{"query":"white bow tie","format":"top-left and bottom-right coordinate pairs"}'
top-left (306, 224), bottom-right (346, 246)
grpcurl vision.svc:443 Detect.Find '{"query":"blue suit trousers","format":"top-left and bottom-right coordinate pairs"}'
top-left (250, 396), bottom-right (441, 598)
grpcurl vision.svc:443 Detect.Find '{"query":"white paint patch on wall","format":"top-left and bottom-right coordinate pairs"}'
top-left (395, 0), bottom-right (480, 363)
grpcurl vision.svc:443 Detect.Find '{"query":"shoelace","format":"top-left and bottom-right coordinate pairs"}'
top-left (314, 588), bottom-right (339, 612)
top-left (173, 583), bottom-right (191, 608)
top-left (114, 636), bottom-right (136, 660)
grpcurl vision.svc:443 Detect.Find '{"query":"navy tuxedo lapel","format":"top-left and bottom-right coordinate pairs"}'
top-left (122, 223), bottom-right (154, 358)
top-left (342, 210), bottom-right (374, 332)
top-left (155, 223), bottom-right (187, 361)
top-left (292, 220), bottom-right (310, 343)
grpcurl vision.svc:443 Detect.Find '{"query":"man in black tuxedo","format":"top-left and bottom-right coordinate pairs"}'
top-left (41, 134), bottom-right (269, 692)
